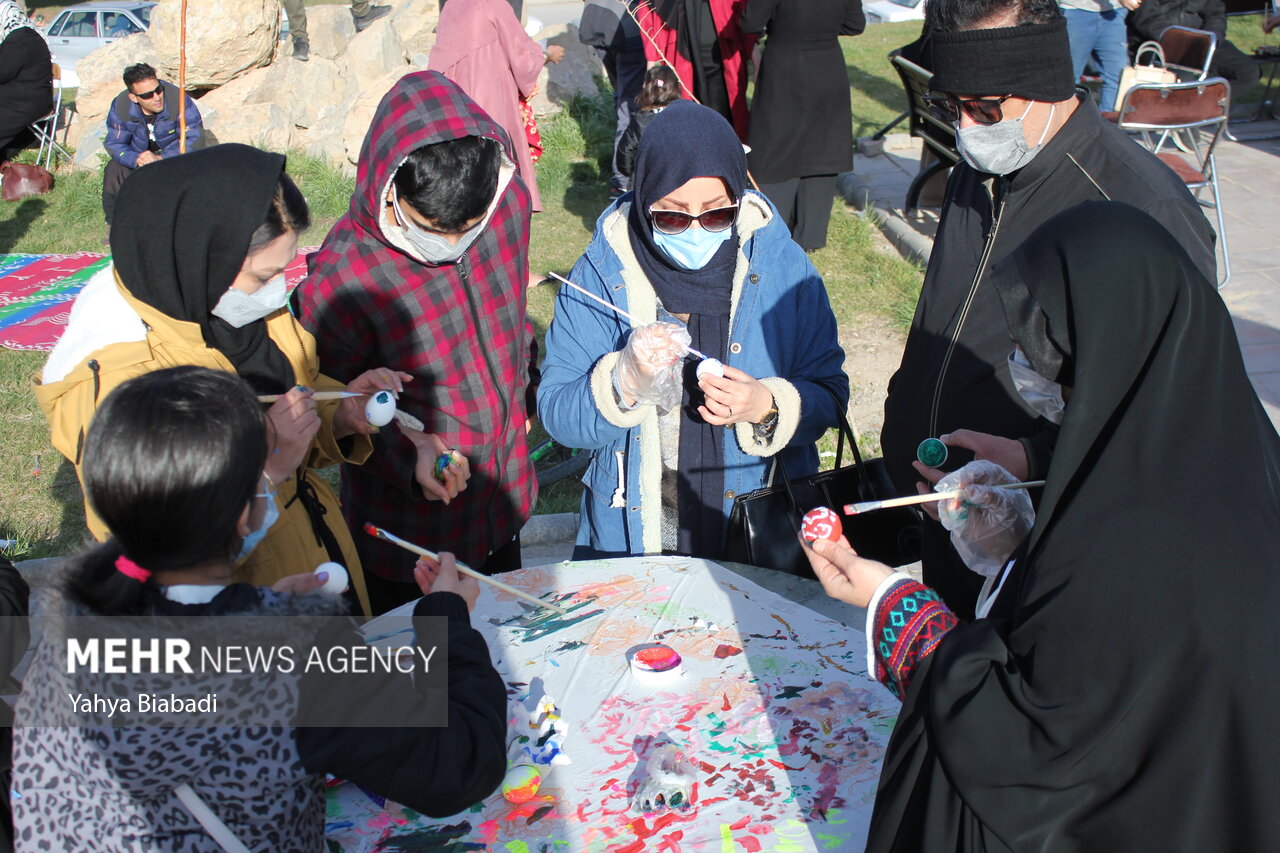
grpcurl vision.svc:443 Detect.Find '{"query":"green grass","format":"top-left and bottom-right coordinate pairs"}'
top-left (0, 68), bottom-right (924, 561)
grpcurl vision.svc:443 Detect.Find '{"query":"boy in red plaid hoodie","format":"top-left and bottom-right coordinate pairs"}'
top-left (296, 72), bottom-right (538, 615)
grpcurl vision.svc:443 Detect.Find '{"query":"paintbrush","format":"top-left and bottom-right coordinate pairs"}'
top-left (257, 391), bottom-right (363, 403)
top-left (843, 480), bottom-right (1046, 515)
top-left (545, 272), bottom-right (712, 361)
top-left (363, 523), bottom-right (571, 615)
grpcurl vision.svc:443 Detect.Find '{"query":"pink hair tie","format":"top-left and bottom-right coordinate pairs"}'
top-left (115, 555), bottom-right (151, 582)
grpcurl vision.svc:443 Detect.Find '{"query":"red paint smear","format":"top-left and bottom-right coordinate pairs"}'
top-left (714, 643), bottom-right (743, 658)
top-left (675, 724), bottom-right (691, 732)
top-left (698, 761), bottom-right (717, 773)
top-left (768, 758), bottom-right (805, 772)
top-left (675, 706), bottom-right (698, 724)
top-left (738, 837), bottom-right (763, 852)
top-left (730, 816), bottom-right (752, 831)
top-left (721, 693), bottom-right (732, 711)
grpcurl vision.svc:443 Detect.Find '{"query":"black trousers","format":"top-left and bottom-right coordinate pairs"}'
top-left (1211, 40), bottom-right (1261, 96)
top-left (599, 35), bottom-right (646, 192)
top-left (362, 534), bottom-right (522, 617)
top-left (101, 158), bottom-right (133, 225)
top-left (758, 175), bottom-right (839, 251)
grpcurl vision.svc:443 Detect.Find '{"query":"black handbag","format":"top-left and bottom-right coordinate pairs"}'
top-left (723, 399), bottom-right (922, 577)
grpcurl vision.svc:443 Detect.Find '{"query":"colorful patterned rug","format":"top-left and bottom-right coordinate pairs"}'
top-left (0, 251), bottom-right (314, 351)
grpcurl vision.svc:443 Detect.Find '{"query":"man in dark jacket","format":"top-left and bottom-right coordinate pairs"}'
top-left (102, 63), bottom-right (203, 229)
top-left (880, 0), bottom-right (1216, 617)
top-left (1127, 0), bottom-right (1260, 94)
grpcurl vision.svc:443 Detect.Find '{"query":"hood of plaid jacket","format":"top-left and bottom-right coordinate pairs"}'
top-left (347, 70), bottom-right (520, 257)
top-left (294, 71), bottom-right (536, 569)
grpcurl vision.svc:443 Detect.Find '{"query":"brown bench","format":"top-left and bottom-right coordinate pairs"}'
top-left (889, 52), bottom-right (960, 214)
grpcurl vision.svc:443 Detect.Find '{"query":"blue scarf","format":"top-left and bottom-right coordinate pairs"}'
top-left (627, 102), bottom-right (748, 557)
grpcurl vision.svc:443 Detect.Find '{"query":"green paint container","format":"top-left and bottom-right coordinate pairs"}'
top-left (917, 437), bottom-right (949, 468)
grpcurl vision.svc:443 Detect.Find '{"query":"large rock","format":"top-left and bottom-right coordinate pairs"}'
top-left (304, 4), bottom-right (357, 60)
top-left (196, 56), bottom-right (348, 147)
top-left (388, 0), bottom-right (439, 57)
top-left (295, 105), bottom-right (350, 168)
top-left (530, 24), bottom-right (604, 116)
top-left (150, 0), bottom-right (279, 89)
top-left (201, 101), bottom-right (294, 151)
top-left (73, 32), bottom-right (157, 96)
top-left (342, 15), bottom-right (408, 94)
top-left (342, 68), bottom-right (413, 165)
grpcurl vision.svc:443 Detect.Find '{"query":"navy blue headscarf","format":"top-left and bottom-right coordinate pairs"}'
top-left (627, 101), bottom-right (748, 558)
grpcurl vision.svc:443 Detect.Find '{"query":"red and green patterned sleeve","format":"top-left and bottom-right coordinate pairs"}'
top-left (866, 576), bottom-right (959, 700)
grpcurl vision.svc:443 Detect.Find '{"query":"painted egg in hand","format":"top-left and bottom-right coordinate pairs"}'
top-left (801, 507), bottom-right (843, 544)
top-left (364, 390), bottom-right (396, 427)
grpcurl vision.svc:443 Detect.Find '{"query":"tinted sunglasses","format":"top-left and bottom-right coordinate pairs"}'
top-left (924, 93), bottom-right (1013, 126)
top-left (648, 204), bottom-right (738, 235)
top-left (133, 83), bottom-right (164, 100)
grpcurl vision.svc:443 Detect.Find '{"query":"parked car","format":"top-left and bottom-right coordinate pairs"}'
top-left (864, 0), bottom-right (926, 24)
top-left (42, 1), bottom-right (157, 87)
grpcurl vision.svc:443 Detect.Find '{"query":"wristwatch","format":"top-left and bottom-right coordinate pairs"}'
top-left (753, 398), bottom-right (780, 440)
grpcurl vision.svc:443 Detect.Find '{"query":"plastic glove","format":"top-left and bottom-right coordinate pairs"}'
top-left (613, 321), bottom-right (691, 412)
top-left (935, 460), bottom-right (1034, 578)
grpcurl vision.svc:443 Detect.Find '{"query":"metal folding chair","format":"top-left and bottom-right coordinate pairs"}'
top-left (1157, 26), bottom-right (1217, 80)
top-left (30, 63), bottom-right (69, 169)
top-left (1115, 77), bottom-right (1232, 288)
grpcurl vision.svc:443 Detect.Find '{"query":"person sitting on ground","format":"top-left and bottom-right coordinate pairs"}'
top-left (296, 72), bottom-right (538, 616)
top-left (12, 366), bottom-right (508, 851)
top-left (616, 64), bottom-right (682, 183)
top-left (1127, 0), bottom-right (1260, 94)
top-left (37, 144), bottom-right (407, 619)
top-left (102, 63), bottom-right (203, 233)
top-left (283, 0), bottom-right (391, 62)
top-left (806, 202), bottom-right (1280, 852)
top-left (538, 101), bottom-right (847, 561)
top-left (0, 0), bottom-right (51, 162)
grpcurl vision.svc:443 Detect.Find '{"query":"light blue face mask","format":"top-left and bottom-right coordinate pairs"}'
top-left (1008, 345), bottom-right (1066, 425)
top-left (653, 225), bottom-right (732, 270)
top-left (235, 478), bottom-right (279, 562)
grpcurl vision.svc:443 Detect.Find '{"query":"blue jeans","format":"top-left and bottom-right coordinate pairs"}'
top-left (1063, 7), bottom-right (1129, 111)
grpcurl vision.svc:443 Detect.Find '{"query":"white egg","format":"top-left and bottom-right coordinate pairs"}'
top-left (696, 358), bottom-right (724, 380)
top-left (364, 390), bottom-right (397, 427)
top-left (314, 562), bottom-right (349, 595)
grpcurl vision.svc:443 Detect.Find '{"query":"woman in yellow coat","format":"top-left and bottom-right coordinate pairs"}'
top-left (34, 144), bottom-right (405, 618)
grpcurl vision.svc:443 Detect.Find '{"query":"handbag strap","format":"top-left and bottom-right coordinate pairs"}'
top-left (1135, 41), bottom-right (1166, 68)
top-left (766, 385), bottom-right (875, 513)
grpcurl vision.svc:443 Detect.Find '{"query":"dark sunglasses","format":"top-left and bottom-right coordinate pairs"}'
top-left (924, 93), bottom-right (1013, 126)
top-left (133, 83), bottom-right (164, 100)
top-left (648, 204), bottom-right (738, 235)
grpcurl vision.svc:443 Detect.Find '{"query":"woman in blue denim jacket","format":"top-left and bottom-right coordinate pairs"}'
top-left (539, 102), bottom-right (848, 560)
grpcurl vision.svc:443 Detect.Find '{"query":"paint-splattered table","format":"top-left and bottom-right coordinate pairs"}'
top-left (326, 556), bottom-right (899, 852)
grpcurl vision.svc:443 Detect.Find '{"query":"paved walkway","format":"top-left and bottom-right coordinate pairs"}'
top-left (842, 120), bottom-right (1280, 430)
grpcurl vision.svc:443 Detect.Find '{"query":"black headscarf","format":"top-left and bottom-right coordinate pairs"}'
top-left (868, 202), bottom-right (1280, 851)
top-left (628, 100), bottom-right (747, 557)
top-left (111, 143), bottom-right (296, 394)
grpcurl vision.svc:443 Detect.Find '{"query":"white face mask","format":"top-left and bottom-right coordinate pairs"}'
top-left (1008, 345), bottom-right (1066, 425)
top-left (956, 101), bottom-right (1054, 175)
top-left (211, 274), bottom-right (288, 328)
top-left (390, 182), bottom-right (485, 265)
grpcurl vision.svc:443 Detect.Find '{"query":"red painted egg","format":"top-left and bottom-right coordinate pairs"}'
top-left (801, 507), bottom-right (842, 543)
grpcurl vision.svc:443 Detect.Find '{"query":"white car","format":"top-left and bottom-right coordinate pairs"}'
top-left (42, 1), bottom-right (157, 87)
top-left (864, 0), bottom-right (926, 24)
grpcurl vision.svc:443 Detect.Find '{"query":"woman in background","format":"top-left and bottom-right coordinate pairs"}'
top-left (741, 0), bottom-right (865, 252)
top-left (0, 0), bottom-right (51, 160)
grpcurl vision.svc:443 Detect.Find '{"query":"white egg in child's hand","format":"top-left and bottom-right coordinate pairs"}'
top-left (696, 358), bottom-right (724, 380)
top-left (364, 390), bottom-right (397, 427)
top-left (314, 562), bottom-right (349, 595)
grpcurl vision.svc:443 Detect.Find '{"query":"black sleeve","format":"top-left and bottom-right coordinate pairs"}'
top-left (740, 0), bottom-right (780, 34)
top-left (1019, 423), bottom-right (1059, 485)
top-left (618, 116), bottom-right (643, 178)
top-left (1200, 0), bottom-right (1226, 39)
top-left (295, 593), bottom-right (508, 818)
top-left (1127, 1), bottom-right (1176, 45)
top-left (841, 0), bottom-right (866, 36)
top-left (0, 559), bottom-right (29, 730)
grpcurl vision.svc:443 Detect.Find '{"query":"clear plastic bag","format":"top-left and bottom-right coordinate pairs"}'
top-left (936, 460), bottom-right (1034, 578)
top-left (614, 322), bottom-right (691, 412)
top-left (629, 743), bottom-right (696, 816)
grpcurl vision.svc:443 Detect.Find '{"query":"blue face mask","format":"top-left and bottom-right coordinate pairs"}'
top-left (235, 478), bottom-right (279, 562)
top-left (653, 225), bottom-right (732, 270)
